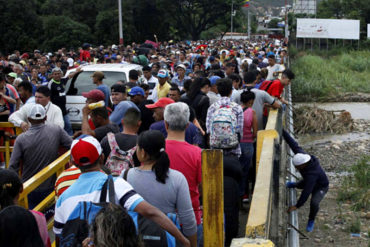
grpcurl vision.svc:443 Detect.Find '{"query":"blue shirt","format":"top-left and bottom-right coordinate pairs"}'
top-left (110, 101), bottom-right (139, 130)
top-left (149, 120), bottom-right (201, 145)
top-left (97, 84), bottom-right (111, 106)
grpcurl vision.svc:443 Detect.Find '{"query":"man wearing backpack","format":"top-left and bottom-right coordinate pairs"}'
top-left (54, 135), bottom-right (190, 247)
top-left (206, 78), bottom-right (243, 157)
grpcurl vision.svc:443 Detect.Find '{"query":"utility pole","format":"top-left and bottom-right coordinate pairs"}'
top-left (118, 0), bottom-right (123, 45)
top-left (231, 0), bottom-right (234, 39)
top-left (285, 0), bottom-right (289, 39)
top-left (247, 8), bottom-right (251, 40)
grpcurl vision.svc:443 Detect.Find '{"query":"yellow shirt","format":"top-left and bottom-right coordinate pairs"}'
top-left (156, 82), bottom-right (171, 99)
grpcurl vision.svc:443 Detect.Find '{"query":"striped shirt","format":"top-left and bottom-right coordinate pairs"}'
top-left (54, 166), bottom-right (81, 199)
top-left (53, 171), bottom-right (144, 235)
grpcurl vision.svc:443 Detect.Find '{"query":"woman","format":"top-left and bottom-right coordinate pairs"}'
top-left (239, 90), bottom-right (258, 202)
top-left (123, 130), bottom-right (197, 247)
top-left (0, 169), bottom-right (51, 247)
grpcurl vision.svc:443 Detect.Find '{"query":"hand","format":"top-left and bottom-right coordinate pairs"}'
top-left (287, 206), bottom-right (297, 213)
top-left (181, 238), bottom-right (191, 247)
top-left (73, 130), bottom-right (82, 139)
top-left (20, 122), bottom-right (29, 132)
top-left (82, 105), bottom-right (92, 116)
top-left (82, 237), bottom-right (94, 247)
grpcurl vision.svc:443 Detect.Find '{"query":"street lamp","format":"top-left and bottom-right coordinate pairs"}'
top-left (118, 0), bottom-right (123, 45)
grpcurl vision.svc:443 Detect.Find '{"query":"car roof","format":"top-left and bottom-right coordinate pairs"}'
top-left (78, 63), bottom-right (142, 72)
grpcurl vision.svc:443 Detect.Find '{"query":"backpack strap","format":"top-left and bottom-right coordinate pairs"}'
top-left (123, 168), bottom-right (131, 181)
top-left (99, 175), bottom-right (115, 203)
top-left (107, 132), bottom-right (119, 155)
top-left (264, 80), bottom-right (274, 92)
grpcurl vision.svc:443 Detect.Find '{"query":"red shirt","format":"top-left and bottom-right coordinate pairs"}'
top-left (165, 140), bottom-right (202, 225)
top-left (79, 49), bottom-right (91, 62)
top-left (261, 79), bottom-right (284, 116)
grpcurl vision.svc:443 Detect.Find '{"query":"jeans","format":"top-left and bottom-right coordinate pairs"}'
top-left (239, 142), bottom-right (254, 196)
top-left (63, 114), bottom-right (73, 136)
top-left (197, 223), bottom-right (203, 247)
top-left (309, 187), bottom-right (328, 221)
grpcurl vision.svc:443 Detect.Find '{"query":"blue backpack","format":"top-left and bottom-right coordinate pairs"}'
top-left (60, 175), bottom-right (180, 247)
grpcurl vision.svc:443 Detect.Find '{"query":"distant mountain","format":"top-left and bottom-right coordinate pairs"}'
top-left (247, 0), bottom-right (294, 16)
top-left (251, 0), bottom-right (293, 8)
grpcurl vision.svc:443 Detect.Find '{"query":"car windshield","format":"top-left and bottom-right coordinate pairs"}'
top-left (66, 71), bottom-right (127, 96)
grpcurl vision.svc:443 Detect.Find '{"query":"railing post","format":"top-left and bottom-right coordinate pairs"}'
top-left (5, 137), bottom-right (10, 168)
top-left (202, 149), bottom-right (224, 247)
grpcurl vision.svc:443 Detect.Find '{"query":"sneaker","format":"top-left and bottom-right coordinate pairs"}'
top-left (306, 220), bottom-right (315, 232)
top-left (286, 181), bottom-right (297, 188)
top-left (242, 194), bottom-right (249, 203)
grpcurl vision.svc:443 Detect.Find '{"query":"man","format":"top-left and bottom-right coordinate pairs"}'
top-left (82, 89), bottom-right (112, 130)
top-left (142, 65), bottom-right (159, 100)
top-left (125, 69), bottom-right (140, 88)
top-left (91, 71), bottom-right (110, 106)
top-left (228, 73), bottom-right (242, 104)
top-left (128, 86), bottom-right (154, 133)
top-left (147, 98), bottom-right (200, 145)
top-left (284, 129), bottom-right (329, 232)
top-left (224, 62), bottom-right (236, 77)
top-left (109, 84), bottom-right (139, 128)
top-left (168, 87), bottom-right (181, 102)
top-left (260, 69), bottom-right (295, 105)
top-left (17, 81), bottom-right (35, 105)
top-left (266, 54), bottom-right (282, 81)
top-left (164, 102), bottom-right (203, 245)
top-left (9, 86), bottom-right (64, 132)
top-left (9, 104), bottom-right (72, 208)
top-left (171, 64), bottom-right (190, 89)
top-left (206, 78), bottom-right (243, 157)
top-left (155, 69), bottom-right (171, 100)
top-left (13, 64), bottom-right (30, 82)
top-left (81, 106), bottom-right (119, 142)
top-left (53, 135), bottom-right (190, 247)
top-left (207, 76), bottom-right (220, 106)
top-left (100, 107), bottom-right (141, 161)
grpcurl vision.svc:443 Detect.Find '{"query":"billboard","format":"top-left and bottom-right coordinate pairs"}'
top-left (297, 19), bottom-right (360, 40)
top-left (293, 0), bottom-right (316, 15)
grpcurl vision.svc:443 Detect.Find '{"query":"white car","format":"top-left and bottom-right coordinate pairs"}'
top-left (64, 63), bottom-right (143, 128)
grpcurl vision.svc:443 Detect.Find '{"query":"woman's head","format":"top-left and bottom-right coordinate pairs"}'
top-left (92, 203), bottom-right (139, 247)
top-left (0, 205), bottom-right (44, 247)
top-left (0, 169), bottom-right (22, 209)
top-left (137, 130), bottom-right (170, 184)
top-left (240, 90), bottom-right (255, 107)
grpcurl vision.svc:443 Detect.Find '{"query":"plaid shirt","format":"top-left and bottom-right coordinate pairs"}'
top-left (206, 97), bottom-right (243, 157)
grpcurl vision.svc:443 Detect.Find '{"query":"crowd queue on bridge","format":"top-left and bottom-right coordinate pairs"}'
top-left (0, 38), bottom-right (328, 247)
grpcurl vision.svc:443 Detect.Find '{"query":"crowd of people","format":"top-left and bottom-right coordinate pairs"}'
top-left (0, 37), bottom-right (329, 247)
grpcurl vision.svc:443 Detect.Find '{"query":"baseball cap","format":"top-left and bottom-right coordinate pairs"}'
top-left (157, 69), bottom-right (168, 78)
top-left (7, 72), bottom-right (17, 79)
top-left (91, 71), bottom-right (105, 80)
top-left (209, 76), bottom-right (221, 86)
top-left (146, 97), bottom-right (175, 109)
top-left (67, 58), bottom-right (74, 67)
top-left (111, 84), bottom-right (126, 93)
top-left (82, 89), bottom-right (105, 101)
top-left (176, 64), bottom-right (186, 71)
top-left (71, 135), bottom-right (102, 167)
top-left (128, 86), bottom-right (145, 96)
top-left (27, 104), bottom-right (46, 120)
top-left (292, 153), bottom-right (311, 166)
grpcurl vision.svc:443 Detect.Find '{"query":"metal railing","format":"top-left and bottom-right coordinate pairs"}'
top-left (0, 122), bottom-right (22, 168)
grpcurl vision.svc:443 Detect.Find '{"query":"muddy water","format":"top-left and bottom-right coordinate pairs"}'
top-left (295, 102), bottom-right (370, 120)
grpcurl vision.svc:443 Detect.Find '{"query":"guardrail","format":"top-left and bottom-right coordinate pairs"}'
top-left (0, 122), bottom-right (22, 168)
top-left (231, 109), bottom-right (281, 247)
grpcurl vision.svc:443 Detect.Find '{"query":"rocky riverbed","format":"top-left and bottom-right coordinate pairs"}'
top-left (296, 119), bottom-right (370, 247)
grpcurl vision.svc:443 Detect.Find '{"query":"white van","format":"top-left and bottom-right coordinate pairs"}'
top-left (64, 63), bottom-right (142, 128)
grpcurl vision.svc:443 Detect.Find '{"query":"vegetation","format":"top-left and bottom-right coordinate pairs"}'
top-left (337, 156), bottom-right (370, 212)
top-left (291, 50), bottom-right (370, 101)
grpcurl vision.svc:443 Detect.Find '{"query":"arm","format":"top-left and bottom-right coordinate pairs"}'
top-left (59, 126), bottom-right (73, 148)
top-left (109, 102), bottom-right (126, 126)
top-left (8, 106), bottom-right (30, 131)
top-left (0, 109), bottom-right (10, 116)
top-left (1, 93), bottom-right (16, 104)
top-left (252, 110), bottom-right (258, 139)
top-left (50, 104), bottom-right (65, 129)
top-left (295, 175), bottom-right (317, 208)
top-left (134, 201), bottom-right (191, 247)
top-left (9, 138), bottom-right (23, 173)
top-left (81, 105), bottom-right (95, 137)
top-left (282, 129), bottom-right (306, 154)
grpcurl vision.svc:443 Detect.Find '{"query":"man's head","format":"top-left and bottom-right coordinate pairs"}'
top-left (268, 54), bottom-right (276, 66)
top-left (18, 82), bottom-right (33, 101)
top-left (145, 97), bottom-right (175, 122)
top-left (71, 135), bottom-right (103, 172)
top-left (51, 67), bottom-right (63, 81)
top-left (209, 75), bottom-right (221, 93)
top-left (292, 153), bottom-right (311, 171)
top-left (13, 64), bottom-right (23, 75)
top-left (35, 86), bottom-right (51, 107)
top-left (91, 71), bottom-right (105, 84)
top-left (157, 69), bottom-right (168, 86)
top-left (6, 72), bottom-right (17, 84)
top-left (164, 102), bottom-right (190, 133)
top-left (216, 78), bottom-right (233, 97)
top-left (122, 107), bottom-right (141, 133)
top-left (200, 78), bottom-right (211, 94)
top-left (90, 107), bottom-right (109, 128)
top-left (225, 63), bottom-right (236, 76)
top-left (128, 69), bottom-right (139, 82)
top-left (240, 90), bottom-right (255, 107)
top-left (111, 84), bottom-right (127, 105)
top-left (176, 64), bottom-right (186, 77)
top-left (140, 84), bottom-right (150, 99)
top-left (243, 71), bottom-right (257, 85)
top-left (27, 104), bottom-right (47, 125)
top-left (228, 73), bottom-right (242, 90)
top-left (142, 65), bottom-right (152, 80)
top-left (82, 89), bottom-right (105, 104)
top-left (128, 86), bottom-right (145, 105)
top-left (280, 69), bottom-right (295, 86)
top-left (168, 87), bottom-right (181, 102)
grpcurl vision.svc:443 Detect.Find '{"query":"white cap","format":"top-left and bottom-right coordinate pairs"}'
top-left (67, 58), bottom-right (74, 67)
top-left (292, 153), bottom-right (311, 166)
top-left (27, 104), bottom-right (46, 120)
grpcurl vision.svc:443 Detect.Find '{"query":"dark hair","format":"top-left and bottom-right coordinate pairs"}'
top-left (18, 82), bottom-right (33, 93)
top-left (0, 169), bottom-right (22, 210)
top-left (228, 73), bottom-right (240, 83)
top-left (139, 84), bottom-right (149, 91)
top-left (216, 78), bottom-right (233, 97)
top-left (243, 71), bottom-right (257, 84)
top-left (137, 130), bottom-right (169, 184)
top-left (226, 62), bottom-right (236, 68)
top-left (240, 90), bottom-right (255, 104)
top-left (183, 79), bottom-right (193, 92)
top-left (200, 78), bottom-right (211, 88)
top-left (142, 65), bottom-right (151, 71)
top-left (0, 73), bottom-right (5, 82)
top-left (92, 203), bottom-right (140, 247)
top-left (169, 87), bottom-right (181, 94)
top-left (194, 70), bottom-right (206, 78)
top-left (91, 107), bottom-right (109, 119)
top-left (248, 63), bottom-right (257, 71)
top-left (268, 54), bottom-right (275, 60)
top-left (0, 205), bottom-right (44, 247)
top-left (212, 69), bottom-right (225, 78)
top-left (36, 86), bottom-right (51, 97)
top-left (260, 68), bottom-right (268, 79)
top-left (187, 77), bottom-right (202, 100)
top-left (282, 69), bottom-right (295, 80)
top-left (123, 107), bottom-right (141, 127)
top-left (129, 70), bottom-right (139, 80)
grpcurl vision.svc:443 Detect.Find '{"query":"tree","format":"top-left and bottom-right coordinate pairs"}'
top-left (268, 18), bottom-right (280, 28)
